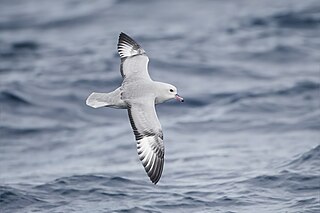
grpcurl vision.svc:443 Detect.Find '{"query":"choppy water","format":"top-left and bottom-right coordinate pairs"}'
top-left (1, 0), bottom-right (320, 212)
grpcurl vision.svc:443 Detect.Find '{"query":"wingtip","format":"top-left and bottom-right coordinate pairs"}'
top-left (136, 136), bottom-right (164, 185)
top-left (150, 176), bottom-right (161, 185)
top-left (117, 32), bottom-right (145, 59)
top-left (119, 32), bottom-right (128, 38)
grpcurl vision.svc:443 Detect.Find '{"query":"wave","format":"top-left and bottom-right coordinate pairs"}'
top-left (244, 146), bottom-right (319, 210)
top-left (244, 145), bottom-right (320, 209)
top-left (249, 5), bottom-right (320, 29)
top-left (209, 80), bottom-right (319, 106)
top-left (247, 171), bottom-right (319, 192)
top-left (0, 186), bottom-right (45, 212)
top-left (245, 44), bottom-right (306, 62)
top-left (175, 80), bottom-right (319, 133)
top-left (0, 40), bottom-right (40, 57)
top-left (0, 126), bottom-right (43, 136)
top-left (0, 174), bottom-right (145, 212)
top-left (0, 125), bottom-right (74, 138)
top-left (0, 1), bottom-right (111, 31)
top-left (282, 145), bottom-right (320, 172)
top-left (11, 41), bottom-right (39, 51)
top-left (0, 90), bottom-right (32, 106)
top-left (34, 174), bottom-right (145, 192)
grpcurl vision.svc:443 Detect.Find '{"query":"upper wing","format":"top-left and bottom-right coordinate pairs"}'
top-left (127, 99), bottom-right (164, 184)
top-left (117, 32), bottom-right (151, 81)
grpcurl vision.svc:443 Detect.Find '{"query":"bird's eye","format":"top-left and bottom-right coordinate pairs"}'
top-left (169, 89), bottom-right (174, 92)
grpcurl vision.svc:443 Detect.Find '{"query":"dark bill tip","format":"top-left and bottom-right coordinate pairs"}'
top-left (175, 94), bottom-right (184, 102)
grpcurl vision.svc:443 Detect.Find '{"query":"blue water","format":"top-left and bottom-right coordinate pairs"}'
top-left (1, 0), bottom-right (320, 212)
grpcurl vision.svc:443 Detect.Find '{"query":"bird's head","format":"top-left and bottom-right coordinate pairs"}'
top-left (155, 82), bottom-right (184, 104)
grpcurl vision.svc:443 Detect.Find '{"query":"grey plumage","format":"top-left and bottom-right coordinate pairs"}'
top-left (86, 32), bottom-right (183, 184)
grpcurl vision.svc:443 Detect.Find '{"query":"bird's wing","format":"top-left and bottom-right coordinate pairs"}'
top-left (127, 99), bottom-right (164, 184)
top-left (118, 32), bottom-right (151, 81)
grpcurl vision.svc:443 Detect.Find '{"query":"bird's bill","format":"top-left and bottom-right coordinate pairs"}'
top-left (175, 94), bottom-right (184, 102)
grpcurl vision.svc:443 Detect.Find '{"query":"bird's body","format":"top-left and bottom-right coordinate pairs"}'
top-left (86, 33), bottom-right (183, 184)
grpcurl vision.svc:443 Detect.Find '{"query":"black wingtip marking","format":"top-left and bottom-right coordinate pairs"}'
top-left (127, 105), bottom-right (165, 185)
top-left (139, 137), bottom-right (164, 185)
top-left (119, 32), bottom-right (140, 47)
top-left (150, 159), bottom-right (163, 184)
top-left (118, 32), bottom-right (145, 59)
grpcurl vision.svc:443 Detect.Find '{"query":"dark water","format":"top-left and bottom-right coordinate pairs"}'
top-left (1, 0), bottom-right (320, 212)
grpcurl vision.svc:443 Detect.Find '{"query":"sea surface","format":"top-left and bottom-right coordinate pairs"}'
top-left (1, 0), bottom-right (320, 212)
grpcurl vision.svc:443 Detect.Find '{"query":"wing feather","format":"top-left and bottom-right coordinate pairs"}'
top-left (117, 33), bottom-right (151, 80)
top-left (118, 33), bottom-right (164, 184)
top-left (127, 101), bottom-right (164, 184)
top-left (118, 32), bottom-right (145, 59)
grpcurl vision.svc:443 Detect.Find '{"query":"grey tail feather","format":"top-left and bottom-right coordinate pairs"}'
top-left (86, 90), bottom-right (127, 109)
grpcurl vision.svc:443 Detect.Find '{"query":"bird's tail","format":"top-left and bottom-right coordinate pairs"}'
top-left (86, 88), bottom-right (127, 109)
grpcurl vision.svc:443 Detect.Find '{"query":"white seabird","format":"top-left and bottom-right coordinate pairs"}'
top-left (86, 32), bottom-right (183, 184)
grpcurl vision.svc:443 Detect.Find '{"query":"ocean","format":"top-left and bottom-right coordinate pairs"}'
top-left (0, 0), bottom-right (319, 212)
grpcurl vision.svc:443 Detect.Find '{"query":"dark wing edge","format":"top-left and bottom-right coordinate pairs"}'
top-left (137, 136), bottom-right (164, 184)
top-left (127, 107), bottom-right (164, 184)
top-left (118, 32), bottom-right (146, 59)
